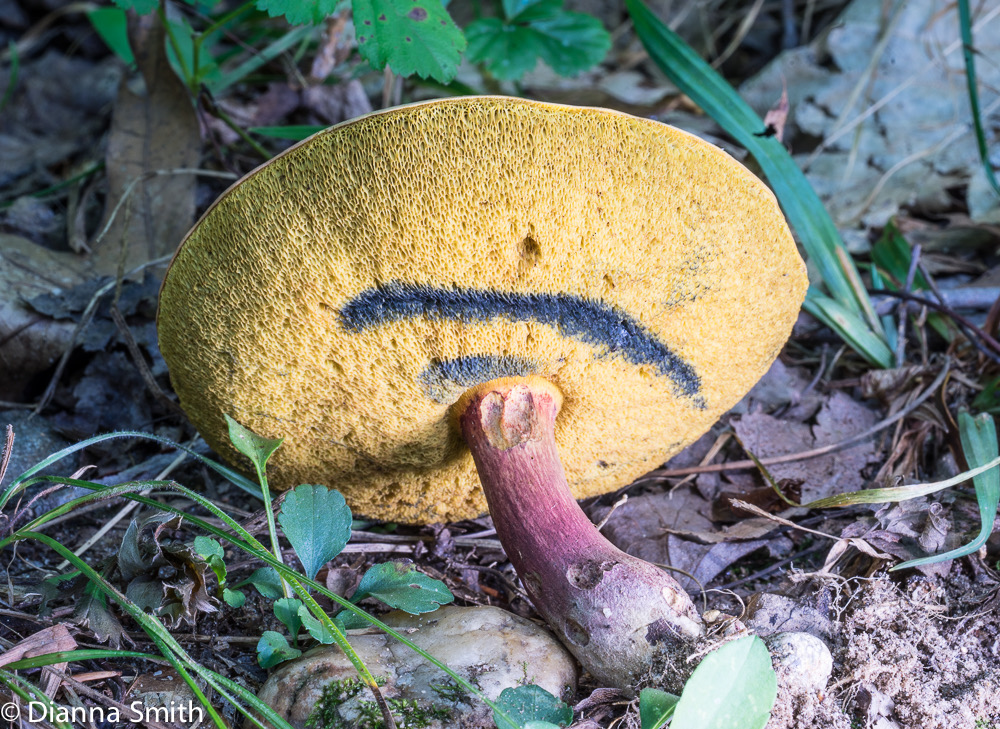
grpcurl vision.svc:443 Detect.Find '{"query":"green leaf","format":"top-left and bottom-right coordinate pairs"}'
top-left (492, 685), bottom-right (572, 729)
top-left (225, 415), bottom-right (283, 476)
top-left (239, 566), bottom-right (284, 598)
top-left (299, 605), bottom-right (336, 644)
top-left (973, 376), bottom-right (1000, 414)
top-left (257, 631), bottom-right (302, 668)
top-left (350, 561), bottom-right (454, 614)
top-left (893, 412), bottom-right (1000, 570)
top-left (803, 293), bottom-right (894, 369)
top-left (503, 0), bottom-right (562, 22)
top-left (223, 588), bottom-right (246, 608)
top-left (626, 0), bottom-right (890, 366)
top-left (670, 636), bottom-right (776, 729)
top-left (111, 0), bottom-right (159, 14)
top-left (278, 484), bottom-right (352, 580)
top-left (353, 0), bottom-right (466, 82)
top-left (250, 125), bottom-right (327, 141)
top-left (466, 1), bottom-right (609, 81)
top-left (274, 597), bottom-right (304, 640)
top-left (640, 688), bottom-right (680, 729)
top-left (87, 8), bottom-right (135, 66)
top-left (194, 536), bottom-right (228, 584)
top-left (255, 0), bottom-right (340, 26)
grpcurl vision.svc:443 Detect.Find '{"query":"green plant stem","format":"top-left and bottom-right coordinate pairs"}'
top-left (1, 475), bottom-right (522, 727)
top-left (158, 5), bottom-right (194, 93)
top-left (958, 0), bottom-right (1000, 197)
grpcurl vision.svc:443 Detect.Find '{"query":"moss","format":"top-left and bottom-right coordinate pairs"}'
top-left (356, 698), bottom-right (451, 729)
top-left (304, 676), bottom-right (389, 729)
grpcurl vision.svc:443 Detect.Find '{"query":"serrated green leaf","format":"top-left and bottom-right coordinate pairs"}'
top-left (354, 0), bottom-right (466, 82)
top-left (239, 566), bottom-right (284, 598)
top-left (351, 562), bottom-right (454, 615)
top-left (111, 0), bottom-right (159, 14)
top-left (257, 631), bottom-right (301, 668)
top-left (493, 685), bottom-right (572, 729)
top-left (225, 415), bottom-right (283, 476)
top-left (274, 597), bottom-right (304, 640)
top-left (670, 636), bottom-right (776, 729)
top-left (466, 3), bottom-right (609, 81)
top-left (531, 12), bottom-right (610, 76)
top-left (640, 688), bottom-right (679, 729)
top-left (299, 605), bottom-right (336, 644)
top-left (278, 484), bottom-right (352, 580)
top-left (255, 0), bottom-right (340, 26)
top-left (465, 19), bottom-right (544, 80)
top-left (87, 8), bottom-right (135, 66)
top-left (223, 588), bottom-right (246, 608)
top-left (893, 412), bottom-right (999, 570)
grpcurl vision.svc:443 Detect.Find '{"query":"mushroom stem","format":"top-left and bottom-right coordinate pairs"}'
top-left (457, 378), bottom-right (703, 688)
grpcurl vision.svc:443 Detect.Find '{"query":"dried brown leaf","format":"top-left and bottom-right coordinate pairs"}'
top-left (94, 12), bottom-right (200, 274)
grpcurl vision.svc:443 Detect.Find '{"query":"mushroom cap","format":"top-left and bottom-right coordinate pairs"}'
top-left (158, 96), bottom-right (807, 523)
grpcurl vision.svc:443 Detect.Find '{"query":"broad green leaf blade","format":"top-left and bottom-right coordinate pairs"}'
top-left (223, 588), bottom-right (246, 607)
top-left (670, 636), bottom-right (776, 729)
top-left (626, 0), bottom-right (888, 362)
top-left (803, 293), bottom-right (894, 368)
top-left (893, 412), bottom-right (1000, 570)
top-left (353, 0), bottom-right (466, 82)
top-left (274, 597), bottom-right (304, 639)
top-left (278, 484), bottom-right (352, 580)
top-left (256, 0), bottom-right (339, 26)
top-left (465, 19), bottom-right (544, 81)
top-left (466, 6), bottom-right (609, 81)
top-left (351, 561), bottom-right (453, 614)
top-left (194, 536), bottom-right (228, 584)
top-left (531, 12), bottom-right (610, 77)
top-left (492, 685), bottom-right (573, 729)
top-left (87, 8), bottom-right (135, 66)
top-left (239, 566), bottom-right (284, 598)
top-left (257, 631), bottom-right (301, 668)
top-left (298, 605), bottom-right (336, 644)
top-left (225, 415), bottom-right (283, 476)
top-left (640, 688), bottom-right (679, 729)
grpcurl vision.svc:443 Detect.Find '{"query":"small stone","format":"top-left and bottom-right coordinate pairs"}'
top-left (252, 606), bottom-right (577, 729)
top-left (765, 631), bottom-right (834, 693)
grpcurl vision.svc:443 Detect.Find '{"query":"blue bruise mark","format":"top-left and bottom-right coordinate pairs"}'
top-left (419, 354), bottom-right (537, 403)
top-left (340, 282), bottom-right (703, 405)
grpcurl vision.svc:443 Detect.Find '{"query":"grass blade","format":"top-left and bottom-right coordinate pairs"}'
top-left (625, 0), bottom-right (890, 363)
top-left (892, 412), bottom-right (999, 570)
top-left (958, 0), bottom-right (1000, 197)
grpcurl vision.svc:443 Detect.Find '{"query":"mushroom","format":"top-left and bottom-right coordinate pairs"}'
top-left (158, 97), bottom-right (807, 687)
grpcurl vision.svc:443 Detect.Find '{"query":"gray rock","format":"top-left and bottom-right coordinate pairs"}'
top-left (253, 605), bottom-right (577, 729)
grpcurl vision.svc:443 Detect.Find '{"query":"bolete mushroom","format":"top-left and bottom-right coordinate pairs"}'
top-left (158, 97), bottom-right (807, 687)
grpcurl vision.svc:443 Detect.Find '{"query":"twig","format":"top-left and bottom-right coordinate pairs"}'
top-left (872, 288), bottom-right (1000, 359)
top-left (639, 360), bottom-right (950, 480)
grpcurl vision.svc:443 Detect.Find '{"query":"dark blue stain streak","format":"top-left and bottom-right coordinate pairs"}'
top-left (340, 282), bottom-right (704, 404)
top-left (419, 355), bottom-right (536, 403)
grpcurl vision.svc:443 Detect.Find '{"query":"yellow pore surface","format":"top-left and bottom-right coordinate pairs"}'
top-left (158, 96), bottom-right (808, 523)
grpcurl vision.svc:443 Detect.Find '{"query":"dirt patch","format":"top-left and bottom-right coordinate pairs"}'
top-left (767, 570), bottom-right (1000, 729)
